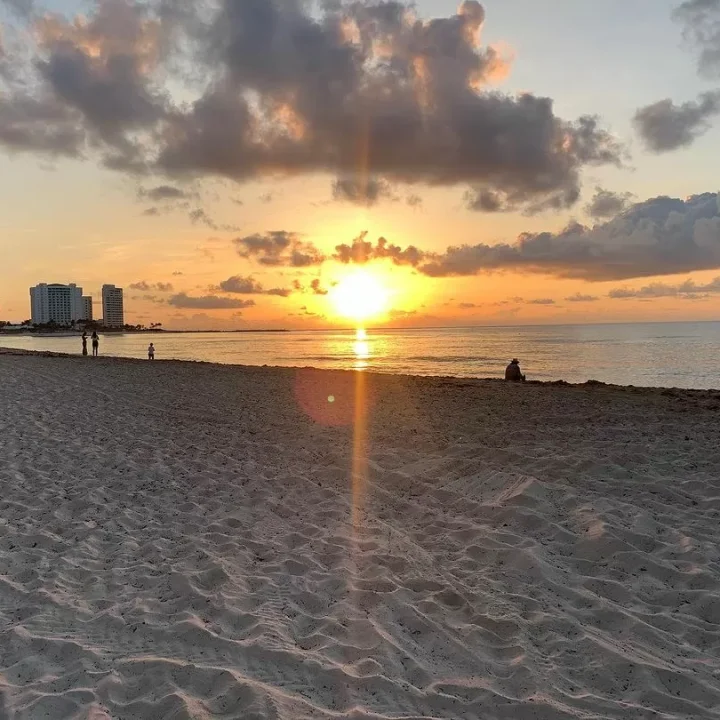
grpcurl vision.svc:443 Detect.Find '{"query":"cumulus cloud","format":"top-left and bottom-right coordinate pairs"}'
top-left (608, 277), bottom-right (720, 299)
top-left (565, 293), bottom-right (599, 302)
top-left (332, 176), bottom-right (395, 206)
top-left (0, 0), bottom-right (621, 212)
top-left (634, 92), bottom-right (720, 153)
top-left (674, 0), bottom-right (720, 79)
top-left (293, 278), bottom-right (330, 296)
top-left (168, 293), bottom-right (256, 309)
top-left (129, 280), bottom-right (173, 291)
top-left (234, 231), bottom-right (325, 267)
top-left (333, 232), bottom-right (425, 267)
top-left (584, 187), bottom-right (634, 219)
top-left (419, 192), bottom-right (720, 281)
top-left (217, 275), bottom-right (290, 297)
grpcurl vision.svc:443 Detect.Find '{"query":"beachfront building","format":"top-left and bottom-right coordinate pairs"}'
top-left (82, 296), bottom-right (93, 321)
top-left (102, 284), bottom-right (124, 327)
top-left (30, 283), bottom-right (85, 325)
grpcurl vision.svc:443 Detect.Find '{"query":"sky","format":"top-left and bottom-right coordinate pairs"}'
top-left (1, 0), bottom-right (720, 329)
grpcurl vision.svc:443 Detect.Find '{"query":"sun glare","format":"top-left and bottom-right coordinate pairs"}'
top-left (329, 270), bottom-right (390, 323)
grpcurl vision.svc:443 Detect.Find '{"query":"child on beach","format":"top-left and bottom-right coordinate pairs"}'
top-left (148, 343), bottom-right (155, 360)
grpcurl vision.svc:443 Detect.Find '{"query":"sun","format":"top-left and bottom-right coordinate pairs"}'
top-left (329, 269), bottom-right (390, 323)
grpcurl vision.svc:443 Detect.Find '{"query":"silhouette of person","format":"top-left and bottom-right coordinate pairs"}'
top-left (505, 358), bottom-right (526, 382)
top-left (81, 332), bottom-right (88, 356)
top-left (91, 331), bottom-right (99, 357)
top-left (148, 342), bottom-right (155, 360)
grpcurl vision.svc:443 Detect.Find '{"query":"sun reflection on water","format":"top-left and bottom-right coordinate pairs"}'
top-left (353, 328), bottom-right (371, 369)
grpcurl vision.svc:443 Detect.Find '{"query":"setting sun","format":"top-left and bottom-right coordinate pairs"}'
top-left (329, 269), bottom-right (390, 323)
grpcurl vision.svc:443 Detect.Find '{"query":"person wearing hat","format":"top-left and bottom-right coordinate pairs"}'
top-left (505, 358), bottom-right (526, 382)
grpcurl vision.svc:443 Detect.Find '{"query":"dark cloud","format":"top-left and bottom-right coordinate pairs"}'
top-left (234, 231), bottom-right (325, 267)
top-left (634, 92), bottom-right (720, 153)
top-left (419, 192), bottom-right (720, 281)
top-left (674, 0), bottom-right (720, 80)
top-left (332, 176), bottom-right (395, 206)
top-left (608, 277), bottom-right (720, 299)
top-left (565, 293), bottom-right (599, 302)
top-left (584, 187), bottom-right (634, 220)
top-left (168, 292), bottom-right (256, 309)
top-left (139, 184), bottom-right (188, 201)
top-left (0, 0), bottom-right (621, 212)
top-left (333, 231), bottom-right (424, 266)
top-left (129, 280), bottom-right (173, 291)
top-left (217, 275), bottom-right (291, 297)
top-left (0, 93), bottom-right (84, 156)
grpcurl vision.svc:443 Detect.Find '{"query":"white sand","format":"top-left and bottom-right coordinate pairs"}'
top-left (1, 350), bottom-right (720, 719)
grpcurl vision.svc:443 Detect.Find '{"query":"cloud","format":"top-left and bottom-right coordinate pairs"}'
top-left (189, 208), bottom-right (239, 232)
top-left (234, 231), bottom-right (325, 267)
top-left (333, 231), bottom-right (425, 267)
top-left (142, 206), bottom-right (160, 216)
top-left (674, 0), bottom-right (720, 80)
top-left (418, 192), bottom-right (720, 281)
top-left (634, 92), bottom-right (720, 153)
top-left (1, 0), bottom-right (33, 15)
top-left (129, 280), bottom-right (173, 291)
top-left (526, 298), bottom-right (555, 305)
top-left (138, 184), bottom-right (188, 201)
top-left (168, 293), bottom-right (256, 309)
top-left (608, 277), bottom-right (720, 299)
top-left (0, 0), bottom-right (621, 212)
top-left (565, 293), bottom-right (599, 302)
top-left (332, 176), bottom-right (395, 206)
top-left (217, 275), bottom-right (290, 297)
top-left (172, 271), bottom-right (183, 276)
top-left (458, 302), bottom-right (479, 309)
top-left (406, 194), bottom-right (423, 208)
top-left (584, 187), bottom-right (634, 219)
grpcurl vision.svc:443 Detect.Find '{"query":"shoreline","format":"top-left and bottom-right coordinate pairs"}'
top-left (2, 344), bottom-right (719, 395)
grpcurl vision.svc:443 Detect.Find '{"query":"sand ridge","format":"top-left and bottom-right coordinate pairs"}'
top-left (1, 351), bottom-right (720, 718)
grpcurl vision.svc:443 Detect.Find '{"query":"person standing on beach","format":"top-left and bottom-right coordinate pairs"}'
top-left (81, 332), bottom-right (88, 356)
top-left (91, 331), bottom-right (99, 358)
top-left (148, 342), bottom-right (155, 360)
top-left (505, 358), bottom-right (526, 382)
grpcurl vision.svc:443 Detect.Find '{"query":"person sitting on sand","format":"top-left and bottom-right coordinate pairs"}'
top-left (148, 342), bottom-right (155, 360)
top-left (505, 358), bottom-right (526, 382)
top-left (91, 331), bottom-right (99, 358)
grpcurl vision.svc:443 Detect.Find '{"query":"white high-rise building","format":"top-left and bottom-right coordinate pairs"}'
top-left (82, 296), bottom-right (93, 321)
top-left (102, 284), bottom-right (124, 327)
top-left (30, 283), bottom-right (84, 326)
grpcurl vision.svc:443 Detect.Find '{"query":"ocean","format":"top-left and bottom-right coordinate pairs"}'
top-left (2, 322), bottom-right (720, 389)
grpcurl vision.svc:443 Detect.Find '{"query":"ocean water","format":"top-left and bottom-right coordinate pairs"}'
top-left (2, 322), bottom-right (720, 389)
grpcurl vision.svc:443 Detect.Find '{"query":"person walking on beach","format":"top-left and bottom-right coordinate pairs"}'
top-left (81, 332), bottom-right (88, 357)
top-left (91, 331), bottom-right (99, 358)
top-left (148, 342), bottom-right (155, 360)
top-left (505, 358), bottom-right (526, 382)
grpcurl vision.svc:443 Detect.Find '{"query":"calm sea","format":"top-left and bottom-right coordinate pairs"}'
top-left (2, 322), bottom-right (720, 389)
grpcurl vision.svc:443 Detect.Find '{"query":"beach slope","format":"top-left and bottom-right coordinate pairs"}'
top-left (1, 351), bottom-right (720, 719)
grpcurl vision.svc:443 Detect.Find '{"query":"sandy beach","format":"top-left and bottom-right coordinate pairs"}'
top-left (1, 349), bottom-right (720, 719)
